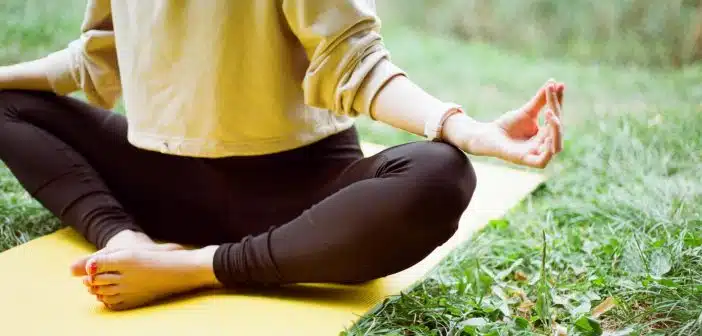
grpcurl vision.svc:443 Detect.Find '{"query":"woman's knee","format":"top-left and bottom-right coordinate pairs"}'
top-left (382, 141), bottom-right (477, 239)
top-left (0, 90), bottom-right (20, 121)
top-left (0, 90), bottom-right (51, 122)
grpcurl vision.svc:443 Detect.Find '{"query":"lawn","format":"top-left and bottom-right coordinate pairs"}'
top-left (1, 1), bottom-right (702, 335)
top-left (348, 33), bottom-right (702, 336)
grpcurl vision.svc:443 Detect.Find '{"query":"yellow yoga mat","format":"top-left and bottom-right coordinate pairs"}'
top-left (0, 143), bottom-right (545, 336)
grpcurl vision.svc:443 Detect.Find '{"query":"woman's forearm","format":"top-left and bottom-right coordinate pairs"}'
top-left (0, 57), bottom-right (54, 91)
top-left (369, 75), bottom-right (485, 151)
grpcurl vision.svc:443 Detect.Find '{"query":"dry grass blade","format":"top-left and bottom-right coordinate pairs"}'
top-left (592, 297), bottom-right (616, 319)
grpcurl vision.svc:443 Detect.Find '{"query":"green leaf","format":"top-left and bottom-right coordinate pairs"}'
top-left (462, 327), bottom-right (478, 336)
top-left (460, 317), bottom-right (488, 335)
top-left (650, 250), bottom-right (672, 277)
top-left (608, 326), bottom-right (637, 336)
top-left (573, 316), bottom-right (603, 336)
top-left (461, 317), bottom-right (488, 327)
top-left (552, 294), bottom-right (569, 307)
top-left (457, 278), bottom-right (467, 295)
top-left (684, 233), bottom-right (702, 247)
top-left (570, 298), bottom-right (592, 317)
top-left (479, 273), bottom-right (494, 292)
top-left (585, 291), bottom-right (602, 301)
top-left (592, 277), bottom-right (606, 287)
top-left (657, 278), bottom-right (678, 287)
top-left (600, 238), bottom-right (621, 256)
top-left (601, 243), bottom-right (616, 255)
top-left (515, 317), bottom-right (530, 329)
top-left (488, 219), bottom-right (509, 230)
top-left (496, 300), bottom-right (510, 317)
top-left (495, 258), bottom-right (524, 280)
top-left (583, 240), bottom-right (598, 255)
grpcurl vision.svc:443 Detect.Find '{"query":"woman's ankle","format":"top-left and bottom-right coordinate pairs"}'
top-left (105, 230), bottom-right (154, 249)
top-left (189, 246), bottom-right (223, 289)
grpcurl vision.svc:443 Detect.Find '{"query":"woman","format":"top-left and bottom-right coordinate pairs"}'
top-left (0, 1), bottom-right (564, 310)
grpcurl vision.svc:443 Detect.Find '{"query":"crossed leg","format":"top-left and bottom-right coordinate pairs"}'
top-left (0, 90), bottom-right (477, 310)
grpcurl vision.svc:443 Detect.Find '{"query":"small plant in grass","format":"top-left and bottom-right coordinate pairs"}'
top-left (534, 231), bottom-right (552, 330)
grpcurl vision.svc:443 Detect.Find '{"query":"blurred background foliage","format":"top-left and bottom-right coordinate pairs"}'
top-left (380, 0), bottom-right (702, 68)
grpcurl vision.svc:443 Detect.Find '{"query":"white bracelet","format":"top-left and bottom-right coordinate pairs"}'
top-left (424, 102), bottom-right (464, 141)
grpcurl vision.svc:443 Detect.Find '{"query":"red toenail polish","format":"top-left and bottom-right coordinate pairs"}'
top-left (89, 261), bottom-right (97, 275)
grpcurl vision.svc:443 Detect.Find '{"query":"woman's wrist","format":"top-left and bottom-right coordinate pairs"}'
top-left (442, 112), bottom-right (488, 154)
top-left (192, 245), bottom-right (224, 288)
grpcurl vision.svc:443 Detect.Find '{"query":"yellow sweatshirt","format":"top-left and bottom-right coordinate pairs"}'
top-left (45, 0), bottom-right (404, 157)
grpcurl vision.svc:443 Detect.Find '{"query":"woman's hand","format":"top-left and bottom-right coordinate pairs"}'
top-left (445, 80), bottom-right (564, 168)
top-left (369, 75), bottom-right (564, 169)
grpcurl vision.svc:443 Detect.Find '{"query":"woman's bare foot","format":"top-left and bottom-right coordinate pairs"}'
top-left (81, 246), bottom-right (221, 310)
top-left (104, 230), bottom-right (164, 249)
top-left (70, 230), bottom-right (184, 277)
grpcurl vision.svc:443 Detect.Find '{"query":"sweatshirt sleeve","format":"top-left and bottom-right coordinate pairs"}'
top-left (43, 0), bottom-right (121, 109)
top-left (281, 0), bottom-right (406, 118)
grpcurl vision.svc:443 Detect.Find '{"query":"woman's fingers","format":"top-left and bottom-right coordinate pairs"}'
top-left (522, 79), bottom-right (557, 116)
top-left (502, 133), bottom-right (553, 169)
top-left (518, 115), bottom-right (560, 168)
top-left (521, 139), bottom-right (554, 169)
top-left (546, 84), bottom-right (563, 119)
top-left (556, 83), bottom-right (565, 109)
top-left (545, 88), bottom-right (563, 153)
top-left (546, 110), bottom-right (562, 153)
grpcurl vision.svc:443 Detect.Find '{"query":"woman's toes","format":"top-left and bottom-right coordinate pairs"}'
top-left (87, 273), bottom-right (121, 286)
top-left (71, 247), bottom-right (122, 276)
top-left (88, 250), bottom-right (133, 276)
top-left (99, 294), bottom-right (123, 305)
top-left (71, 256), bottom-right (91, 276)
top-left (105, 302), bottom-right (128, 311)
top-left (94, 284), bottom-right (120, 296)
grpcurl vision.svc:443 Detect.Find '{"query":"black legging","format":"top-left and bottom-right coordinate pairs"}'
top-left (0, 89), bottom-right (477, 287)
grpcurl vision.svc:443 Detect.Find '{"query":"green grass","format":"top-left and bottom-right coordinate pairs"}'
top-left (0, 0), bottom-right (85, 64)
top-left (2, 1), bottom-right (702, 335)
top-left (0, 0), bottom-right (86, 250)
top-left (349, 102), bottom-right (702, 335)
top-left (345, 20), bottom-right (702, 335)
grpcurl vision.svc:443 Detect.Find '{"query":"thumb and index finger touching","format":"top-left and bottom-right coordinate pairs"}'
top-left (518, 79), bottom-right (566, 168)
top-left (545, 86), bottom-right (564, 153)
top-left (524, 79), bottom-right (565, 117)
